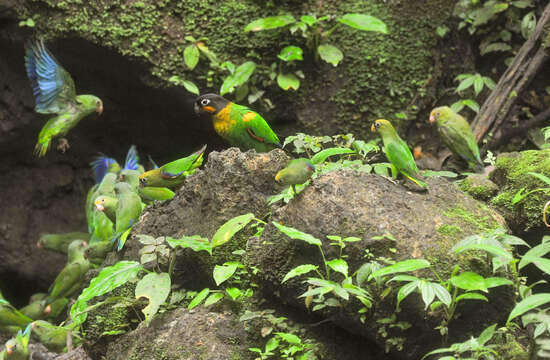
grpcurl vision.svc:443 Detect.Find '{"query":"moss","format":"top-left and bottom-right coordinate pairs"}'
top-left (443, 205), bottom-right (499, 233)
top-left (436, 223), bottom-right (462, 237)
top-left (489, 150), bottom-right (550, 231)
top-left (17, 0), bottom-right (455, 139)
top-left (459, 175), bottom-right (498, 201)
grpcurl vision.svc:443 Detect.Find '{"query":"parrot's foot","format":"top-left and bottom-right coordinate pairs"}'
top-left (57, 138), bottom-right (70, 153)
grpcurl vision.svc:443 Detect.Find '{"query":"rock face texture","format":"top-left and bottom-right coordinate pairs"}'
top-left (122, 148), bottom-right (512, 360)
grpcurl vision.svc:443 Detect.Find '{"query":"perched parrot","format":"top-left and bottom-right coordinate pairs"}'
top-left (25, 39), bottom-right (103, 157)
top-left (90, 156), bottom-right (120, 184)
top-left (94, 195), bottom-right (118, 223)
top-left (275, 158), bottom-right (315, 195)
top-left (139, 145), bottom-right (206, 188)
top-left (194, 94), bottom-right (280, 152)
top-left (118, 169), bottom-right (141, 192)
top-left (84, 240), bottom-right (114, 265)
top-left (112, 182), bottom-right (142, 251)
top-left (87, 173), bottom-right (117, 241)
top-left (0, 299), bottom-right (32, 329)
top-left (18, 300), bottom-right (46, 321)
top-left (371, 119), bottom-right (428, 190)
top-left (0, 325), bottom-right (31, 360)
top-left (28, 293), bottom-right (47, 304)
top-left (43, 298), bottom-right (68, 321)
top-left (47, 240), bottom-right (90, 304)
top-left (36, 232), bottom-right (90, 254)
top-left (138, 186), bottom-right (175, 203)
top-left (31, 321), bottom-right (79, 353)
top-left (429, 106), bottom-right (484, 172)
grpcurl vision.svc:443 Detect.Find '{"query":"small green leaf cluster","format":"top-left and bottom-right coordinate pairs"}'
top-left (244, 13), bottom-right (387, 91)
top-left (249, 331), bottom-right (316, 360)
top-left (451, 73), bottom-right (496, 114)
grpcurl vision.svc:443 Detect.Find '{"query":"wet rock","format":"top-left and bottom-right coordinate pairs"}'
top-left (459, 174), bottom-right (499, 201)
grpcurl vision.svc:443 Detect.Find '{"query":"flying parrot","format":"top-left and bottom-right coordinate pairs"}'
top-left (194, 94), bottom-right (280, 152)
top-left (371, 119), bottom-right (428, 190)
top-left (429, 106), bottom-right (484, 172)
top-left (139, 145), bottom-right (206, 188)
top-left (31, 321), bottom-right (79, 353)
top-left (138, 186), bottom-right (175, 203)
top-left (25, 39), bottom-right (103, 157)
top-left (112, 182), bottom-right (142, 251)
top-left (36, 232), bottom-right (90, 254)
top-left (275, 158), bottom-right (315, 195)
top-left (46, 240), bottom-right (90, 304)
top-left (0, 324), bottom-right (31, 360)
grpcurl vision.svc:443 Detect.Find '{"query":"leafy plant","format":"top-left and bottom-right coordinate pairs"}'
top-left (451, 73), bottom-right (496, 113)
top-left (422, 324), bottom-right (498, 359)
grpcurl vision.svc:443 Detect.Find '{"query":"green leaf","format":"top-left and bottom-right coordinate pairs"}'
top-left (484, 277), bottom-right (514, 288)
top-left (337, 14), bottom-right (388, 33)
top-left (480, 42), bottom-right (512, 56)
top-left (278, 46), bottom-right (303, 62)
top-left (474, 75), bottom-right (484, 96)
top-left (71, 261), bottom-right (143, 327)
top-left (317, 44), bottom-right (343, 66)
top-left (422, 170), bottom-right (458, 178)
top-left (519, 241), bottom-right (550, 269)
top-left (184, 44), bottom-right (199, 70)
top-left (212, 213), bottom-right (255, 248)
top-left (463, 99), bottom-right (480, 113)
top-left (244, 15), bottom-right (296, 32)
top-left (276, 332), bottom-right (301, 345)
top-left (204, 292), bottom-right (224, 306)
top-left (397, 280), bottom-right (419, 308)
top-left (283, 264), bottom-right (319, 283)
top-left (456, 292), bottom-right (488, 302)
top-left (225, 287), bottom-right (242, 300)
top-left (135, 272), bottom-right (171, 325)
top-left (272, 222), bottom-right (322, 246)
top-left (529, 172), bottom-right (550, 186)
top-left (453, 243), bottom-right (513, 262)
top-left (431, 283), bottom-right (452, 307)
top-left (419, 280), bottom-right (436, 309)
top-left (311, 147), bottom-right (355, 164)
top-left (326, 259), bottom-right (348, 277)
top-left (265, 336), bottom-right (280, 353)
top-left (449, 272), bottom-right (488, 292)
top-left (188, 288), bottom-right (210, 310)
top-left (182, 80), bottom-right (199, 95)
top-left (507, 293), bottom-right (550, 324)
top-left (220, 62), bottom-right (256, 95)
top-left (369, 259), bottom-right (431, 280)
top-left (456, 76), bottom-right (475, 93)
top-left (213, 263), bottom-right (238, 286)
top-left (478, 324), bottom-right (497, 345)
top-left (300, 15), bottom-right (316, 26)
top-left (166, 235), bottom-right (212, 255)
top-left (277, 73), bottom-right (300, 91)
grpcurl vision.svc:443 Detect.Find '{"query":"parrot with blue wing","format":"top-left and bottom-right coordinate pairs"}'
top-left (25, 39), bottom-right (103, 157)
top-left (0, 324), bottom-right (31, 360)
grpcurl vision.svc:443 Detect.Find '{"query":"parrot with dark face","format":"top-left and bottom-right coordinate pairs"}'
top-left (25, 39), bottom-right (103, 157)
top-left (0, 325), bottom-right (31, 360)
top-left (371, 119), bottom-right (428, 190)
top-left (429, 106), bottom-right (484, 172)
top-left (46, 240), bottom-right (90, 304)
top-left (194, 94), bottom-right (280, 152)
top-left (275, 158), bottom-right (315, 195)
top-left (139, 145), bottom-right (206, 189)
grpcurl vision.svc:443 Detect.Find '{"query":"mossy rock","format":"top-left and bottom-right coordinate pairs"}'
top-left (490, 150), bottom-right (550, 231)
top-left (14, 0), bottom-right (455, 137)
top-left (459, 174), bottom-right (499, 201)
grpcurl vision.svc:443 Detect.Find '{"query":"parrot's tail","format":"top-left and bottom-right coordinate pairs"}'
top-left (470, 160), bottom-right (485, 173)
top-left (33, 139), bottom-right (51, 158)
top-left (405, 174), bottom-right (429, 191)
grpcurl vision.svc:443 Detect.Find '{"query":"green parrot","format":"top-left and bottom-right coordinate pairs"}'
top-left (47, 240), bottom-right (90, 304)
top-left (84, 240), bottom-right (114, 265)
top-left (0, 325), bottom-right (31, 360)
top-left (25, 39), bottom-right (103, 157)
top-left (87, 173), bottom-right (117, 243)
top-left (371, 119), bottom-right (428, 190)
top-left (43, 298), bottom-right (69, 321)
top-left (275, 158), bottom-right (315, 195)
top-left (138, 186), bottom-right (175, 203)
top-left (18, 300), bottom-right (46, 321)
top-left (31, 321), bottom-right (79, 353)
top-left (0, 299), bottom-right (32, 329)
top-left (139, 145), bottom-right (206, 188)
top-left (28, 293), bottom-right (47, 304)
top-left (429, 106), bottom-right (484, 172)
top-left (90, 155), bottom-right (120, 184)
top-left (194, 94), bottom-right (280, 152)
top-left (94, 195), bottom-right (118, 223)
top-left (112, 182), bottom-right (142, 251)
top-left (36, 232), bottom-right (90, 254)
top-left (119, 169), bottom-right (142, 192)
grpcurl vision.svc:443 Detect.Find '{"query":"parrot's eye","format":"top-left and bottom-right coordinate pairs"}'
top-left (96, 100), bottom-right (100, 105)
top-left (101, 198), bottom-right (104, 203)
top-left (435, 112), bottom-right (440, 117)
top-left (140, 178), bottom-right (147, 185)
top-left (375, 122), bottom-right (381, 129)
top-left (200, 98), bottom-right (210, 106)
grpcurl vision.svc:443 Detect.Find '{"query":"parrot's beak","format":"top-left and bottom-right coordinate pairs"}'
top-left (83, 241), bottom-right (88, 247)
top-left (97, 103), bottom-right (103, 115)
top-left (6, 344), bottom-right (13, 355)
top-left (275, 172), bottom-right (281, 182)
top-left (429, 114), bottom-right (435, 124)
top-left (95, 203), bottom-right (104, 212)
top-left (44, 304), bottom-right (52, 315)
top-left (36, 241), bottom-right (41, 248)
top-left (370, 124), bottom-right (376, 132)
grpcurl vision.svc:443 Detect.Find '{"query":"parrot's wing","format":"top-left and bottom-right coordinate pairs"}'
top-left (25, 39), bottom-right (77, 114)
top-left (161, 145), bottom-right (206, 178)
top-left (439, 123), bottom-right (481, 163)
top-left (233, 105), bottom-right (280, 146)
top-left (385, 139), bottom-right (419, 177)
top-left (90, 155), bottom-right (118, 184)
top-left (48, 262), bottom-right (81, 299)
top-left (123, 145), bottom-right (139, 170)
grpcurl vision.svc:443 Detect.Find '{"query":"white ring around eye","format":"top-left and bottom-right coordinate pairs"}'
top-left (201, 99), bottom-right (210, 106)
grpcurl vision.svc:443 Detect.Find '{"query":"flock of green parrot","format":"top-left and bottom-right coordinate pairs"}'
top-left (0, 39), bottom-right (485, 357)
